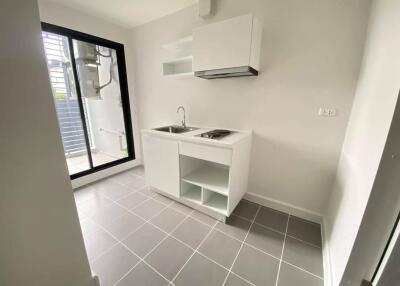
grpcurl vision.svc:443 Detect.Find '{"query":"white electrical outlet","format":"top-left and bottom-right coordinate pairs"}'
top-left (318, 108), bottom-right (337, 117)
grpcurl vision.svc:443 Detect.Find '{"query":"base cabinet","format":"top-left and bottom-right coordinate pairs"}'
top-left (142, 135), bottom-right (180, 197)
top-left (142, 131), bottom-right (252, 220)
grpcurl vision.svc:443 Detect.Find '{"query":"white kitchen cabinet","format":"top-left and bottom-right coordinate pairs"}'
top-left (192, 14), bottom-right (262, 72)
top-left (142, 135), bottom-right (180, 198)
top-left (142, 127), bottom-right (252, 222)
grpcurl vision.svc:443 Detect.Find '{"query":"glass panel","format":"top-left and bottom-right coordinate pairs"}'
top-left (72, 39), bottom-right (129, 167)
top-left (42, 32), bottom-right (91, 175)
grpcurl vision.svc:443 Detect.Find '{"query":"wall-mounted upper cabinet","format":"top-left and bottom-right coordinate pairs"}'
top-left (193, 14), bottom-right (262, 79)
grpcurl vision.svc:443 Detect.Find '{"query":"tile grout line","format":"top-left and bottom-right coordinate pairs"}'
top-left (87, 197), bottom-right (173, 265)
top-left (78, 185), bottom-right (154, 217)
top-left (94, 205), bottom-right (194, 286)
top-left (91, 197), bottom-right (323, 285)
top-left (221, 205), bottom-right (262, 286)
top-left (78, 178), bottom-right (324, 283)
top-left (283, 261), bottom-right (324, 280)
top-left (232, 213), bottom-right (322, 248)
top-left (170, 219), bottom-right (219, 284)
top-left (152, 222), bottom-right (257, 286)
top-left (274, 214), bottom-right (291, 286)
top-left (95, 204), bottom-right (319, 285)
top-left (284, 234), bottom-right (322, 249)
top-left (135, 209), bottom-right (196, 285)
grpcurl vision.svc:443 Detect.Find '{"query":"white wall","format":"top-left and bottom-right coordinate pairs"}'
top-left (130, 0), bottom-right (370, 214)
top-left (324, 0), bottom-right (400, 284)
top-left (0, 1), bottom-right (94, 285)
top-left (38, 0), bottom-right (142, 164)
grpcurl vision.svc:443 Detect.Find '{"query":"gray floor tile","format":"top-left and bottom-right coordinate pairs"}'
top-left (232, 200), bottom-right (259, 221)
top-left (76, 177), bottom-right (324, 286)
top-left (225, 273), bottom-right (253, 286)
top-left (80, 219), bottom-right (100, 236)
top-left (82, 224), bottom-right (118, 262)
top-left (117, 191), bottom-right (149, 210)
top-left (91, 203), bottom-right (131, 226)
top-left (254, 207), bottom-right (289, 233)
top-left (123, 223), bottom-right (166, 258)
top-left (74, 185), bottom-right (97, 204)
top-left (78, 195), bottom-right (113, 217)
top-left (232, 244), bottom-right (279, 286)
top-left (124, 175), bottom-right (147, 190)
top-left (131, 165), bottom-right (145, 177)
top-left (278, 262), bottom-right (323, 286)
top-left (282, 236), bottom-right (323, 277)
top-left (138, 186), bottom-right (157, 197)
top-left (191, 210), bottom-right (217, 226)
top-left (172, 217), bottom-right (211, 248)
top-left (91, 179), bottom-right (133, 201)
top-left (199, 230), bottom-right (242, 268)
top-left (101, 213), bottom-right (145, 240)
top-left (145, 237), bottom-right (193, 280)
top-left (116, 262), bottom-right (169, 286)
top-left (174, 253), bottom-right (228, 286)
top-left (153, 193), bottom-right (174, 205)
top-left (131, 199), bottom-right (167, 220)
top-left (245, 223), bottom-right (284, 258)
top-left (287, 216), bottom-right (322, 247)
top-left (111, 171), bottom-right (139, 185)
top-left (215, 215), bottom-right (251, 241)
top-left (91, 243), bottom-right (139, 286)
top-left (170, 201), bottom-right (193, 215)
top-left (151, 208), bottom-right (186, 233)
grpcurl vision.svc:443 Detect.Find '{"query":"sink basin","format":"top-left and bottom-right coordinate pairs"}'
top-left (154, 125), bottom-right (199, 133)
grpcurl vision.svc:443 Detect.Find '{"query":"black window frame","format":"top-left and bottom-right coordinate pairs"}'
top-left (41, 22), bottom-right (135, 180)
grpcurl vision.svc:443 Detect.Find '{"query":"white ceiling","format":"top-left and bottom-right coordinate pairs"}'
top-left (44, 0), bottom-right (198, 28)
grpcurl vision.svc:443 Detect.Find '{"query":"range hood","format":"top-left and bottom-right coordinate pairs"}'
top-left (192, 14), bottom-right (262, 80)
top-left (194, 66), bottom-right (258, 79)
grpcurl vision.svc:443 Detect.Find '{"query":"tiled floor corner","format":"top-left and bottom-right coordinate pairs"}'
top-left (74, 166), bottom-right (324, 286)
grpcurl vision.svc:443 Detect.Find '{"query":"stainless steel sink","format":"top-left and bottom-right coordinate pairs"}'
top-left (154, 125), bottom-right (199, 133)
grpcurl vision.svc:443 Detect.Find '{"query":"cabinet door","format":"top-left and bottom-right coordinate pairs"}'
top-left (142, 135), bottom-right (180, 197)
top-left (193, 14), bottom-right (253, 72)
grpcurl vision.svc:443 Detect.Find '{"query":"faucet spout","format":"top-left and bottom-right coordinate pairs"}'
top-left (177, 106), bottom-right (186, 128)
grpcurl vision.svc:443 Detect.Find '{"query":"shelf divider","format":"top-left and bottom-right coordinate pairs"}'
top-left (182, 164), bottom-right (229, 196)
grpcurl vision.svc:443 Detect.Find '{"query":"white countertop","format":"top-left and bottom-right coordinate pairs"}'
top-left (141, 125), bottom-right (252, 147)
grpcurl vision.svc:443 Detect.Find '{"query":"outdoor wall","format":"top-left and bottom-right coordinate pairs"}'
top-left (38, 0), bottom-right (142, 164)
top-left (0, 0), bottom-right (94, 285)
top-left (130, 0), bottom-right (370, 215)
top-left (324, 0), bottom-right (400, 284)
top-left (86, 49), bottom-right (127, 160)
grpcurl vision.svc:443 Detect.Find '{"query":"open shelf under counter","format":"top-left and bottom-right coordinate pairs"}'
top-left (180, 181), bottom-right (202, 205)
top-left (182, 164), bottom-right (229, 196)
top-left (202, 189), bottom-right (228, 215)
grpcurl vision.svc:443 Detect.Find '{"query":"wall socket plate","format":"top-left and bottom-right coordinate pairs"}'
top-left (318, 108), bottom-right (337, 117)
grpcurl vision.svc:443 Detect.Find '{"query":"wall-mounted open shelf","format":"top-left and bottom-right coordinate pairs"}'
top-left (162, 36), bottom-right (193, 78)
top-left (162, 56), bottom-right (193, 78)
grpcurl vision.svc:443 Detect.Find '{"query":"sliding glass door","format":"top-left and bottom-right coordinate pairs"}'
top-left (41, 23), bottom-right (134, 179)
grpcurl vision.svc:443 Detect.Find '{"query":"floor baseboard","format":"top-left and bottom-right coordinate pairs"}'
top-left (243, 191), bottom-right (323, 224)
top-left (322, 217), bottom-right (333, 286)
top-left (71, 160), bottom-right (142, 189)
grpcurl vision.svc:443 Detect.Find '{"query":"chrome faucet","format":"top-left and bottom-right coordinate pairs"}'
top-left (177, 106), bottom-right (186, 128)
